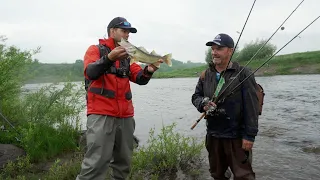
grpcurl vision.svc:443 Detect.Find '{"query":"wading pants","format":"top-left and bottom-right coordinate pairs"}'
top-left (205, 135), bottom-right (255, 180)
top-left (76, 114), bottom-right (135, 180)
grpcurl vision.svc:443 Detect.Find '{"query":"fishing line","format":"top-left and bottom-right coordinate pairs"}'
top-left (191, 0), bottom-right (257, 130)
top-left (0, 111), bottom-right (21, 142)
top-left (223, 15), bottom-right (320, 101)
top-left (214, 0), bottom-right (257, 101)
top-left (216, 0), bottom-right (305, 101)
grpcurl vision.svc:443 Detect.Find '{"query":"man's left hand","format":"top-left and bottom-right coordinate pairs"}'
top-left (147, 59), bottom-right (164, 73)
top-left (242, 139), bottom-right (254, 151)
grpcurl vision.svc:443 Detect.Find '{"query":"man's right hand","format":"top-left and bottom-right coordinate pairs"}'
top-left (203, 101), bottom-right (216, 111)
top-left (107, 46), bottom-right (128, 61)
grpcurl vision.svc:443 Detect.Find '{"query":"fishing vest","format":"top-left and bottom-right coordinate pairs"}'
top-left (85, 43), bottom-right (134, 118)
top-left (200, 68), bottom-right (265, 115)
top-left (84, 44), bottom-right (130, 92)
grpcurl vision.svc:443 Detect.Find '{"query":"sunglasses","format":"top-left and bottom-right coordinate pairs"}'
top-left (113, 21), bottom-right (131, 28)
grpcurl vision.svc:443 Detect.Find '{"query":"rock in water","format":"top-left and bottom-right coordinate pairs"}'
top-left (0, 144), bottom-right (26, 169)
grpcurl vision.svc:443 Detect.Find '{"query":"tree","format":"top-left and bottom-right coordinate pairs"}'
top-left (236, 38), bottom-right (277, 62)
top-left (0, 35), bottom-right (37, 123)
top-left (205, 47), bottom-right (212, 65)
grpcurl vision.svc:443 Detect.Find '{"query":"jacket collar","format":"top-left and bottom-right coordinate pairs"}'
top-left (98, 37), bottom-right (117, 49)
top-left (209, 61), bottom-right (240, 72)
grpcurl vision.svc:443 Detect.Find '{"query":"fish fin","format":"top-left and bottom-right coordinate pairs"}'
top-left (162, 53), bottom-right (172, 67)
top-left (130, 57), bottom-right (139, 65)
top-left (138, 46), bottom-right (149, 53)
top-left (153, 62), bottom-right (161, 69)
top-left (150, 50), bottom-right (158, 55)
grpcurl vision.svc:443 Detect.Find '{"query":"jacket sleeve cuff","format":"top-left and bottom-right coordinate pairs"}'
top-left (143, 66), bottom-right (154, 77)
top-left (242, 134), bottom-right (255, 142)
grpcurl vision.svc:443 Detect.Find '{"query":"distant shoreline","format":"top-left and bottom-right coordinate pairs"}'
top-left (25, 50), bottom-right (320, 84)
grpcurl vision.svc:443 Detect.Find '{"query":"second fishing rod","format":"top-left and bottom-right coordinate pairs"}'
top-left (191, 15), bottom-right (320, 130)
top-left (190, 0), bottom-right (306, 130)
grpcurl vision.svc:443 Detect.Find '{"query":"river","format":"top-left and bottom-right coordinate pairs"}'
top-left (24, 74), bottom-right (320, 180)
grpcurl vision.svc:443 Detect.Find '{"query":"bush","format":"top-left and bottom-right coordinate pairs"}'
top-left (1, 123), bottom-right (205, 180)
top-left (0, 35), bottom-right (85, 165)
top-left (0, 35), bottom-right (36, 125)
top-left (236, 38), bottom-right (277, 62)
top-left (129, 123), bottom-right (204, 179)
top-left (18, 82), bottom-right (84, 162)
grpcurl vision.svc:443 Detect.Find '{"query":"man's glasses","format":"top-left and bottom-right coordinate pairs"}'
top-left (113, 21), bottom-right (131, 28)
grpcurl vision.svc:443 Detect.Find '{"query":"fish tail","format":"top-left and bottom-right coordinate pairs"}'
top-left (163, 53), bottom-right (172, 67)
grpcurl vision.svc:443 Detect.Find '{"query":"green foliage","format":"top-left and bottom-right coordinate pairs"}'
top-left (129, 123), bottom-right (204, 179)
top-left (18, 83), bottom-right (84, 162)
top-left (43, 156), bottom-right (83, 180)
top-left (0, 35), bottom-right (85, 164)
top-left (1, 155), bottom-right (33, 179)
top-left (239, 50), bottom-right (320, 76)
top-left (205, 47), bottom-right (212, 65)
top-left (235, 38), bottom-right (277, 62)
top-left (1, 123), bottom-right (205, 180)
top-left (25, 58), bottom-right (205, 84)
top-left (0, 36), bottom-right (37, 123)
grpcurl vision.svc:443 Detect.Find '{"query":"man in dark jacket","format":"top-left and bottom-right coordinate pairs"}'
top-left (191, 33), bottom-right (259, 180)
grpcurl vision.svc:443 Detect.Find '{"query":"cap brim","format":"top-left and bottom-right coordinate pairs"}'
top-left (117, 26), bottom-right (137, 33)
top-left (206, 40), bottom-right (224, 47)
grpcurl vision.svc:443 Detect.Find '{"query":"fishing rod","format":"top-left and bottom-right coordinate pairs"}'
top-left (218, 0), bottom-right (257, 89)
top-left (212, 0), bottom-right (305, 105)
top-left (190, 0), bottom-right (257, 130)
top-left (191, 15), bottom-right (319, 130)
top-left (221, 15), bottom-right (320, 101)
top-left (0, 111), bottom-right (21, 141)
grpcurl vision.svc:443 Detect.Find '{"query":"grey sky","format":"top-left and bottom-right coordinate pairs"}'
top-left (1, 0), bottom-right (319, 64)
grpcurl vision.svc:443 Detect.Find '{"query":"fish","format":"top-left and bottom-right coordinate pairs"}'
top-left (118, 38), bottom-right (172, 68)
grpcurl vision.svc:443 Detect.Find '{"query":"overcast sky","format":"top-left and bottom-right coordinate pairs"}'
top-left (1, 0), bottom-right (319, 64)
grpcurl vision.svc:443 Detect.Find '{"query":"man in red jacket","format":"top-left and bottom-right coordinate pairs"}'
top-left (76, 17), bottom-right (163, 180)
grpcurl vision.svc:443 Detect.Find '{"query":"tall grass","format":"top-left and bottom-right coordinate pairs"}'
top-left (129, 123), bottom-right (204, 179)
top-left (1, 123), bottom-right (204, 180)
top-left (0, 35), bottom-right (85, 178)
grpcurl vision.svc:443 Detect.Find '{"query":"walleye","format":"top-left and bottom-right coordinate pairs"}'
top-left (118, 38), bottom-right (172, 68)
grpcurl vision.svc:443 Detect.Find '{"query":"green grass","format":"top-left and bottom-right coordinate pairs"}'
top-left (1, 123), bottom-right (204, 180)
top-left (152, 50), bottom-right (320, 78)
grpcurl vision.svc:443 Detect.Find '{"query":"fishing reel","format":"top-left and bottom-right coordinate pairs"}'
top-left (202, 97), bottom-right (226, 116)
top-left (202, 97), bottom-right (217, 116)
top-left (116, 67), bottom-right (130, 78)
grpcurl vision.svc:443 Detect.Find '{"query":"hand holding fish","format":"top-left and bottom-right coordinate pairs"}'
top-left (107, 46), bottom-right (128, 61)
top-left (147, 59), bottom-right (164, 73)
top-left (118, 38), bottom-right (172, 68)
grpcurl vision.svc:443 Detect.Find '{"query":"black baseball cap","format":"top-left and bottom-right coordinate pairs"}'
top-left (206, 33), bottom-right (234, 48)
top-left (107, 17), bottom-right (137, 33)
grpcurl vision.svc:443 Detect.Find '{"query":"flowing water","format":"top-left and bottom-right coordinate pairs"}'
top-left (24, 74), bottom-right (320, 180)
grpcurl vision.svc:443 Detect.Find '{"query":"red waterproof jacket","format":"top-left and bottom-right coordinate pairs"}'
top-left (84, 37), bottom-right (154, 118)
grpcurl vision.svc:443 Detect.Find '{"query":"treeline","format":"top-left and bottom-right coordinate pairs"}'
top-left (26, 58), bottom-right (205, 83)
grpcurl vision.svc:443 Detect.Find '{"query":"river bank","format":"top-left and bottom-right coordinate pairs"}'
top-left (152, 50), bottom-right (320, 79)
top-left (25, 50), bottom-right (320, 84)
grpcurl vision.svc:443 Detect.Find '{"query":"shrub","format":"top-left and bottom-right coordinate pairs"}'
top-left (236, 38), bottom-right (277, 62)
top-left (129, 123), bottom-right (204, 179)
